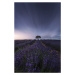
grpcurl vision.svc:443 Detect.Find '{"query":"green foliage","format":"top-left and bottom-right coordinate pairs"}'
top-left (35, 35), bottom-right (41, 40)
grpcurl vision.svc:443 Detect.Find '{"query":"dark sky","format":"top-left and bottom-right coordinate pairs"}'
top-left (14, 2), bottom-right (61, 40)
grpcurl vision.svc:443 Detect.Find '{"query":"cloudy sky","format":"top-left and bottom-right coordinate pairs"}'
top-left (14, 2), bottom-right (61, 40)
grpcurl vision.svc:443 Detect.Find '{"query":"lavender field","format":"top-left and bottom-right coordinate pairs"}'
top-left (14, 40), bottom-right (61, 73)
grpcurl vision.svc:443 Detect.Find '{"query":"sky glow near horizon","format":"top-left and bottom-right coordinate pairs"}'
top-left (14, 3), bottom-right (61, 40)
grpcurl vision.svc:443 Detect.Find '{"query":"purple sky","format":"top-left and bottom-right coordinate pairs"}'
top-left (14, 2), bottom-right (61, 40)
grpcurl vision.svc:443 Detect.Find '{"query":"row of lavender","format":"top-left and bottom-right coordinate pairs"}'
top-left (14, 40), bottom-right (36, 52)
top-left (15, 40), bottom-right (61, 72)
top-left (40, 40), bottom-right (61, 53)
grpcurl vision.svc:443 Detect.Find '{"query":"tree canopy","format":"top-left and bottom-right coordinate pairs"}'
top-left (35, 35), bottom-right (41, 40)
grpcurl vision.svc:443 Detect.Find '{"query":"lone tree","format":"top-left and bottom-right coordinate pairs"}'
top-left (35, 35), bottom-right (41, 40)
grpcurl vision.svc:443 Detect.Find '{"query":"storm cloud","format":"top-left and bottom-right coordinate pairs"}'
top-left (14, 2), bottom-right (61, 40)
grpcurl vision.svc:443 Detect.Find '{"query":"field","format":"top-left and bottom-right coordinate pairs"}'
top-left (14, 40), bottom-right (61, 73)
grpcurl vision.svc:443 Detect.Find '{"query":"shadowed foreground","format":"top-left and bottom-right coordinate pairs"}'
top-left (15, 40), bottom-right (61, 73)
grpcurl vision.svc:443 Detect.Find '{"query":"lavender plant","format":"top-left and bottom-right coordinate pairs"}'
top-left (15, 40), bottom-right (61, 73)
